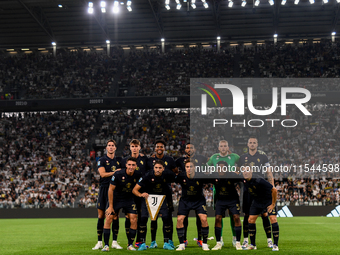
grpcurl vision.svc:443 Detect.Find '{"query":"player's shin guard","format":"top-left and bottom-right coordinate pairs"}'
top-left (248, 223), bottom-right (256, 246)
top-left (151, 220), bottom-right (157, 242)
top-left (128, 229), bottom-right (137, 246)
top-left (125, 217), bottom-right (130, 240)
top-left (196, 214), bottom-right (202, 241)
top-left (262, 215), bottom-right (271, 239)
top-left (139, 217), bottom-right (148, 243)
top-left (177, 227), bottom-right (185, 244)
top-left (215, 227), bottom-right (222, 242)
top-left (230, 214), bottom-right (236, 237)
top-left (112, 219), bottom-right (119, 241)
top-left (243, 215), bottom-right (249, 238)
top-left (103, 228), bottom-right (110, 246)
top-left (183, 216), bottom-right (188, 240)
top-left (202, 226), bottom-right (209, 244)
top-left (97, 218), bottom-right (104, 241)
top-left (271, 222), bottom-right (279, 246)
top-left (235, 226), bottom-right (242, 242)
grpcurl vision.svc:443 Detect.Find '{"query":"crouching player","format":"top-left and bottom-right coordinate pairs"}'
top-left (102, 157), bottom-right (142, 251)
top-left (176, 160), bottom-right (210, 251)
top-left (242, 164), bottom-right (279, 251)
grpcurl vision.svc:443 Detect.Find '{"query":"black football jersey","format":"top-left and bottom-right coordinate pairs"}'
top-left (97, 155), bottom-right (121, 187)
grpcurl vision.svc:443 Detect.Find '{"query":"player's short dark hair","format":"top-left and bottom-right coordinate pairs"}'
top-left (154, 160), bottom-right (165, 167)
top-left (184, 159), bottom-right (195, 166)
top-left (130, 139), bottom-right (140, 146)
top-left (106, 139), bottom-right (117, 147)
top-left (216, 161), bottom-right (228, 167)
top-left (248, 136), bottom-right (258, 142)
top-left (186, 143), bottom-right (195, 148)
top-left (155, 140), bottom-right (166, 147)
top-left (126, 157), bottom-right (137, 164)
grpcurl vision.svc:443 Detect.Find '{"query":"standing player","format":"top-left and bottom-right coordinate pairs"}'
top-left (242, 164), bottom-right (279, 251)
top-left (175, 160), bottom-right (210, 251)
top-left (102, 157), bottom-right (142, 251)
top-left (206, 140), bottom-right (240, 247)
top-left (92, 140), bottom-right (121, 250)
top-left (132, 160), bottom-right (177, 251)
top-left (211, 161), bottom-right (243, 251)
top-left (176, 143), bottom-right (207, 247)
top-left (146, 140), bottom-right (178, 249)
top-left (238, 137), bottom-right (274, 248)
top-left (121, 139), bottom-right (148, 247)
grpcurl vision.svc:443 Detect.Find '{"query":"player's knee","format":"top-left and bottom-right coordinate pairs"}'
top-left (233, 215), bottom-right (241, 226)
top-left (269, 216), bottom-right (277, 224)
top-left (215, 215), bottom-right (222, 222)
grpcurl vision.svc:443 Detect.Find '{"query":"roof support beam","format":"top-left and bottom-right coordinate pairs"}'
top-left (148, 0), bottom-right (163, 37)
top-left (331, 4), bottom-right (340, 33)
top-left (212, 0), bottom-right (221, 36)
top-left (273, 0), bottom-right (280, 34)
top-left (18, 0), bottom-right (55, 41)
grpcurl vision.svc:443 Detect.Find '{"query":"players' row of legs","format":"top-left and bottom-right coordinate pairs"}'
top-left (94, 209), bottom-right (279, 251)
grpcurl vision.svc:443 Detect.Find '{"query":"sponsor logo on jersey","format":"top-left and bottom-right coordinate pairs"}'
top-left (140, 161), bottom-right (144, 165)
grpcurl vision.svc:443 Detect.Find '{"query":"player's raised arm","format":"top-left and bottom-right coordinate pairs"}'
top-left (106, 184), bottom-right (116, 216)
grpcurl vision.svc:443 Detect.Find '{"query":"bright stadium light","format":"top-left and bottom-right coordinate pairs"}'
top-left (242, 0), bottom-right (247, 6)
top-left (106, 40), bottom-right (110, 44)
top-left (113, 0), bottom-right (119, 13)
top-left (51, 42), bottom-right (56, 46)
top-left (161, 38), bottom-right (165, 42)
top-left (175, 0), bottom-right (180, 3)
top-left (274, 34), bottom-right (278, 38)
top-left (191, 0), bottom-right (196, 2)
top-left (101, 1), bottom-right (106, 12)
top-left (281, 0), bottom-right (286, 5)
top-left (58, 4), bottom-right (63, 8)
top-left (165, 4), bottom-right (170, 9)
top-left (228, 0), bottom-right (233, 7)
top-left (255, 0), bottom-right (260, 6)
top-left (176, 3), bottom-right (182, 9)
top-left (191, 3), bottom-right (196, 8)
top-left (309, 0), bottom-right (314, 4)
top-left (203, 2), bottom-right (208, 7)
top-left (88, 2), bottom-right (94, 13)
top-left (269, 0), bottom-right (274, 5)
top-left (127, 0), bottom-right (132, 11)
top-left (217, 36), bottom-right (221, 40)
top-left (294, 0), bottom-right (299, 4)
top-left (165, 0), bottom-right (170, 4)
top-left (323, 0), bottom-right (328, 3)
top-left (332, 32), bottom-right (336, 36)
top-left (337, 0), bottom-right (340, 3)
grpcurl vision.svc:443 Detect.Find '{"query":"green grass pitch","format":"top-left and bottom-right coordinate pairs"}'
top-left (0, 217), bottom-right (338, 254)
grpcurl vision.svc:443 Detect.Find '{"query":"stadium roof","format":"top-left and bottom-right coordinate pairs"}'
top-left (0, 0), bottom-right (339, 48)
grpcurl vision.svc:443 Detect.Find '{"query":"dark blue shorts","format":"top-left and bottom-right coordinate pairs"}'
top-left (215, 199), bottom-right (240, 217)
top-left (242, 189), bottom-right (252, 214)
top-left (106, 199), bottom-right (138, 215)
top-left (249, 201), bottom-right (277, 216)
top-left (177, 198), bottom-right (207, 216)
top-left (96, 186), bottom-right (109, 211)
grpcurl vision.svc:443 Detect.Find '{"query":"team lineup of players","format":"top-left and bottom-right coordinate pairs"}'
top-left (92, 137), bottom-right (280, 251)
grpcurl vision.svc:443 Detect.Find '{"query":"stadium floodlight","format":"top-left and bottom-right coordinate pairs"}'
top-left (127, 6), bottom-right (132, 11)
top-left (255, 0), bottom-right (260, 6)
top-left (309, 0), bottom-right (314, 4)
top-left (332, 32), bottom-right (336, 36)
top-left (241, 0), bottom-right (246, 7)
top-left (58, 4), bottom-right (63, 8)
top-left (175, 0), bottom-right (180, 3)
top-left (337, 0), bottom-right (340, 3)
top-left (281, 0), bottom-right (286, 4)
top-left (269, 0), bottom-right (274, 5)
top-left (191, 0), bottom-right (196, 3)
top-left (184, 0), bottom-right (187, 2)
top-left (106, 40), bottom-right (110, 44)
top-left (274, 34), bottom-right (278, 38)
top-left (88, 2), bottom-right (94, 13)
top-left (323, 0), bottom-right (328, 3)
top-left (228, 1), bottom-right (233, 7)
top-left (176, 3), bottom-right (182, 9)
top-left (294, 0), bottom-right (299, 4)
top-left (217, 36), bottom-right (221, 40)
top-left (161, 38), bottom-right (165, 42)
top-left (191, 3), bottom-right (196, 8)
top-left (101, 1), bottom-right (106, 12)
top-left (127, 0), bottom-right (132, 11)
top-left (113, 0), bottom-right (119, 13)
top-left (165, 4), bottom-right (170, 9)
top-left (51, 42), bottom-right (56, 46)
top-left (203, 2), bottom-right (208, 7)
top-left (165, 0), bottom-right (170, 4)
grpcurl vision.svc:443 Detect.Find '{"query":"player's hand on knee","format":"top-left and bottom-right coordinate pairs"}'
top-left (267, 204), bottom-right (275, 213)
top-left (106, 207), bottom-right (115, 216)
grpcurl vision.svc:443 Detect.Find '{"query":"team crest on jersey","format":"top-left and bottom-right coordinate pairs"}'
top-left (250, 162), bottom-right (255, 166)
top-left (195, 159), bottom-right (198, 163)
top-left (165, 161), bottom-right (168, 166)
top-left (136, 167), bottom-right (139, 171)
top-left (140, 161), bottom-right (144, 165)
top-left (111, 166), bottom-right (116, 171)
top-left (117, 162), bottom-right (120, 165)
top-left (134, 179), bottom-right (136, 183)
top-left (245, 157), bottom-right (248, 160)
top-left (197, 181), bottom-right (199, 185)
top-left (139, 177), bottom-right (142, 182)
top-left (257, 158), bottom-right (260, 162)
top-left (111, 176), bottom-right (115, 181)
